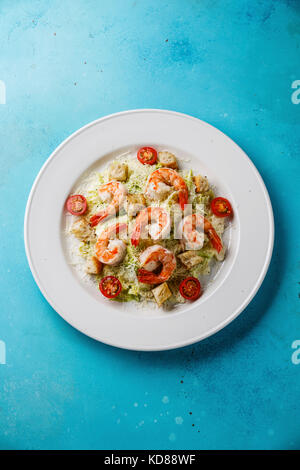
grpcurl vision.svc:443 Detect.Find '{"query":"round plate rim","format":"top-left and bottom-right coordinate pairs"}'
top-left (24, 109), bottom-right (274, 351)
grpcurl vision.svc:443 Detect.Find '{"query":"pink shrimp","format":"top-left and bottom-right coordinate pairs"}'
top-left (95, 223), bottom-right (127, 266)
top-left (90, 181), bottom-right (127, 227)
top-left (181, 213), bottom-right (222, 253)
top-left (131, 207), bottom-right (171, 247)
top-left (137, 245), bottom-right (176, 284)
top-left (145, 168), bottom-right (188, 210)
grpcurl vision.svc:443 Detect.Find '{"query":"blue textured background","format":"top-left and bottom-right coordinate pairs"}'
top-left (0, 0), bottom-right (299, 450)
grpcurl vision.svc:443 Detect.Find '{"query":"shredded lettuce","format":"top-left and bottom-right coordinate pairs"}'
top-left (182, 169), bottom-right (194, 193)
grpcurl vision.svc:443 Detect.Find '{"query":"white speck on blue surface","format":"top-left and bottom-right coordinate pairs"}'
top-left (175, 416), bottom-right (183, 425)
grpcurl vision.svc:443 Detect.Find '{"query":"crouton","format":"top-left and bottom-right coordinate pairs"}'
top-left (127, 193), bottom-right (146, 205)
top-left (177, 251), bottom-right (204, 269)
top-left (108, 161), bottom-right (128, 181)
top-left (152, 282), bottom-right (172, 307)
top-left (126, 193), bottom-right (146, 217)
top-left (194, 175), bottom-right (209, 193)
top-left (158, 151), bottom-right (178, 169)
top-left (86, 256), bottom-right (103, 275)
top-left (70, 218), bottom-right (95, 242)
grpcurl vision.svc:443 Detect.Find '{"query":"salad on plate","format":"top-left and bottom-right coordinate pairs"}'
top-left (65, 147), bottom-right (233, 309)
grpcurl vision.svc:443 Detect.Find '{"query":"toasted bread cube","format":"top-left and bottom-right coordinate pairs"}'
top-left (194, 175), bottom-right (209, 193)
top-left (70, 218), bottom-right (95, 242)
top-left (127, 193), bottom-right (146, 205)
top-left (108, 161), bottom-right (128, 181)
top-left (86, 256), bottom-right (103, 274)
top-left (126, 193), bottom-right (146, 217)
top-left (152, 282), bottom-right (172, 307)
top-left (158, 151), bottom-right (178, 169)
top-left (177, 251), bottom-right (203, 269)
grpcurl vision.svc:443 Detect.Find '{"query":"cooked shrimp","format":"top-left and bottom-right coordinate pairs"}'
top-left (95, 223), bottom-right (127, 266)
top-left (138, 245), bottom-right (176, 284)
top-left (90, 181), bottom-right (127, 227)
top-left (145, 168), bottom-right (188, 210)
top-left (181, 213), bottom-right (222, 253)
top-left (131, 207), bottom-right (171, 247)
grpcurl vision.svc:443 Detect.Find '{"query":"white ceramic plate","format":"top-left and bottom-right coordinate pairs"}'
top-left (24, 110), bottom-right (274, 351)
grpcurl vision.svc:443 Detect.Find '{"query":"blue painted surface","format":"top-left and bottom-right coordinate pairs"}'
top-left (0, 0), bottom-right (299, 450)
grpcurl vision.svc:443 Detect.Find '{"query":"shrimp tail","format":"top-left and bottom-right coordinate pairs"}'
top-left (178, 191), bottom-right (188, 210)
top-left (207, 229), bottom-right (222, 253)
top-left (90, 211), bottom-right (108, 227)
top-left (137, 268), bottom-right (161, 284)
top-left (131, 235), bottom-right (139, 247)
top-left (131, 225), bottom-right (141, 247)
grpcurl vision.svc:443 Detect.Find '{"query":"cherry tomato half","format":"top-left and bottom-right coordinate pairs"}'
top-left (66, 195), bottom-right (87, 216)
top-left (179, 277), bottom-right (201, 301)
top-left (99, 276), bottom-right (122, 299)
top-left (211, 197), bottom-right (233, 218)
top-left (137, 147), bottom-right (157, 165)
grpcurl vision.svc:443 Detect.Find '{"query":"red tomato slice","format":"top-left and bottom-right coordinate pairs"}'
top-left (99, 276), bottom-right (122, 299)
top-left (211, 197), bottom-right (233, 218)
top-left (179, 277), bottom-right (201, 301)
top-left (137, 147), bottom-right (157, 165)
top-left (66, 195), bottom-right (87, 216)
